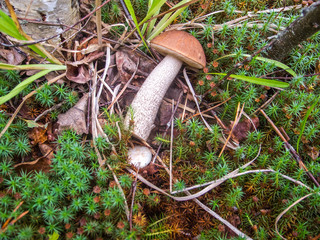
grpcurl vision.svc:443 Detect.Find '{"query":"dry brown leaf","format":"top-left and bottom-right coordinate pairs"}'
top-left (229, 117), bottom-right (259, 143)
top-left (116, 49), bottom-right (156, 83)
top-left (66, 63), bottom-right (91, 84)
top-left (0, 48), bottom-right (25, 65)
top-left (307, 146), bottom-right (319, 160)
top-left (57, 94), bottom-right (88, 134)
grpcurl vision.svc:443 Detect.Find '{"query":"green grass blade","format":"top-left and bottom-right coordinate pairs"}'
top-left (0, 10), bottom-right (59, 64)
top-left (296, 96), bottom-right (320, 153)
top-left (0, 70), bottom-right (51, 105)
top-left (124, 0), bottom-right (149, 50)
top-left (142, 0), bottom-right (164, 36)
top-left (0, 63), bottom-right (66, 71)
top-left (0, 10), bottom-right (24, 39)
top-left (147, 0), bottom-right (193, 41)
top-left (210, 73), bottom-right (290, 88)
top-left (215, 54), bottom-right (297, 77)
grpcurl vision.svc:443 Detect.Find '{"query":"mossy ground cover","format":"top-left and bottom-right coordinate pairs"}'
top-left (0, 0), bottom-right (320, 239)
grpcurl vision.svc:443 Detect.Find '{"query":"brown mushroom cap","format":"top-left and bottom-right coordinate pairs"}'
top-left (150, 30), bottom-right (206, 69)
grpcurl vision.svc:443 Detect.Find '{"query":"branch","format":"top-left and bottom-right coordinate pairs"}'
top-left (265, 2), bottom-right (320, 61)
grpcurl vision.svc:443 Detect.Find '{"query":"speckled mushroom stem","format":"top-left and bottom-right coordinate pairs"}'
top-left (125, 54), bottom-right (183, 140)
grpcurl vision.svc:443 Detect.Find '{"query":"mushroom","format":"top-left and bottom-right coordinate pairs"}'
top-left (125, 30), bottom-right (206, 168)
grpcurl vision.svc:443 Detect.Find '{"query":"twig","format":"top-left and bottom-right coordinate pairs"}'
top-left (95, 0), bottom-right (102, 45)
top-left (129, 168), bottom-right (139, 231)
top-left (218, 103), bottom-right (243, 158)
top-left (0, 201), bottom-right (28, 233)
top-left (151, 91), bottom-right (183, 164)
top-left (275, 193), bottom-right (313, 240)
top-left (107, 163), bottom-right (130, 222)
top-left (183, 68), bottom-right (238, 150)
top-left (253, 91), bottom-right (279, 115)
top-left (34, 101), bottom-right (65, 122)
top-left (259, 109), bottom-right (320, 187)
top-left (170, 99), bottom-right (174, 193)
top-left (183, 97), bottom-right (231, 123)
top-left (0, 73), bottom-right (66, 139)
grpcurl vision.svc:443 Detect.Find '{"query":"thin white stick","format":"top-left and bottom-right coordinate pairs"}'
top-left (169, 99), bottom-right (174, 193)
top-left (275, 193), bottom-right (313, 240)
top-left (97, 47), bottom-right (112, 102)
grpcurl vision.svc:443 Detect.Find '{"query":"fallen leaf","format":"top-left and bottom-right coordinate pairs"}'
top-left (229, 117), bottom-right (259, 143)
top-left (116, 49), bottom-right (156, 83)
top-left (0, 48), bottom-right (25, 65)
top-left (307, 146), bottom-right (319, 160)
top-left (57, 94), bottom-right (88, 134)
top-left (66, 63), bottom-right (91, 84)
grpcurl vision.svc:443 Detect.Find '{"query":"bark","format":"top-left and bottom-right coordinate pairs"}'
top-left (264, 2), bottom-right (320, 61)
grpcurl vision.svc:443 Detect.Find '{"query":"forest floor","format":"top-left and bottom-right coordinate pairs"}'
top-left (0, 0), bottom-right (320, 239)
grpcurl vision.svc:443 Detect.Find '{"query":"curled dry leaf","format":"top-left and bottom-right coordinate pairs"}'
top-left (307, 146), bottom-right (319, 160)
top-left (229, 117), bottom-right (260, 143)
top-left (57, 94), bottom-right (89, 135)
top-left (0, 48), bottom-right (25, 65)
top-left (116, 49), bottom-right (156, 83)
top-left (66, 63), bottom-right (91, 84)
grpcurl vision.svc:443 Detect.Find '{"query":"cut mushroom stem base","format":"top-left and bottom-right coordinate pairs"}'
top-left (125, 54), bottom-right (182, 168)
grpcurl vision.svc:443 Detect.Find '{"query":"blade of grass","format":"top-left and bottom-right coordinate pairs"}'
top-left (296, 96), bottom-right (320, 153)
top-left (141, 0), bottom-right (165, 36)
top-left (141, 0), bottom-right (167, 35)
top-left (215, 54), bottom-right (297, 77)
top-left (210, 73), bottom-right (290, 88)
top-left (0, 63), bottom-right (66, 71)
top-left (0, 70), bottom-right (51, 105)
top-left (147, 0), bottom-right (194, 40)
top-left (124, 0), bottom-right (150, 50)
top-left (0, 8), bottom-right (61, 65)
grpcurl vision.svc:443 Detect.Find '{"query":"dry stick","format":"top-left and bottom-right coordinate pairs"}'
top-left (0, 73), bottom-right (66, 139)
top-left (0, 0), bottom-right (112, 48)
top-left (265, 2), bottom-right (320, 61)
top-left (171, 145), bottom-right (262, 194)
top-left (0, 201), bottom-right (28, 233)
top-left (126, 167), bottom-right (258, 239)
top-left (201, 101), bottom-right (229, 130)
top-left (193, 5), bottom-right (302, 23)
top-left (129, 168), bottom-right (139, 231)
top-left (253, 91), bottom-right (279, 115)
top-left (275, 193), bottom-right (314, 240)
top-left (169, 99), bottom-right (174, 193)
top-left (95, 0), bottom-right (102, 46)
top-left (218, 103), bottom-right (244, 158)
top-left (182, 97), bottom-right (232, 123)
top-left (183, 68), bottom-right (238, 150)
top-left (106, 163), bottom-right (130, 222)
top-left (34, 101), bottom-right (65, 122)
top-left (259, 109), bottom-right (320, 187)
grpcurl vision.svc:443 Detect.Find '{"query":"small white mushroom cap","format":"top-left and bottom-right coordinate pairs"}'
top-left (127, 146), bottom-right (152, 168)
